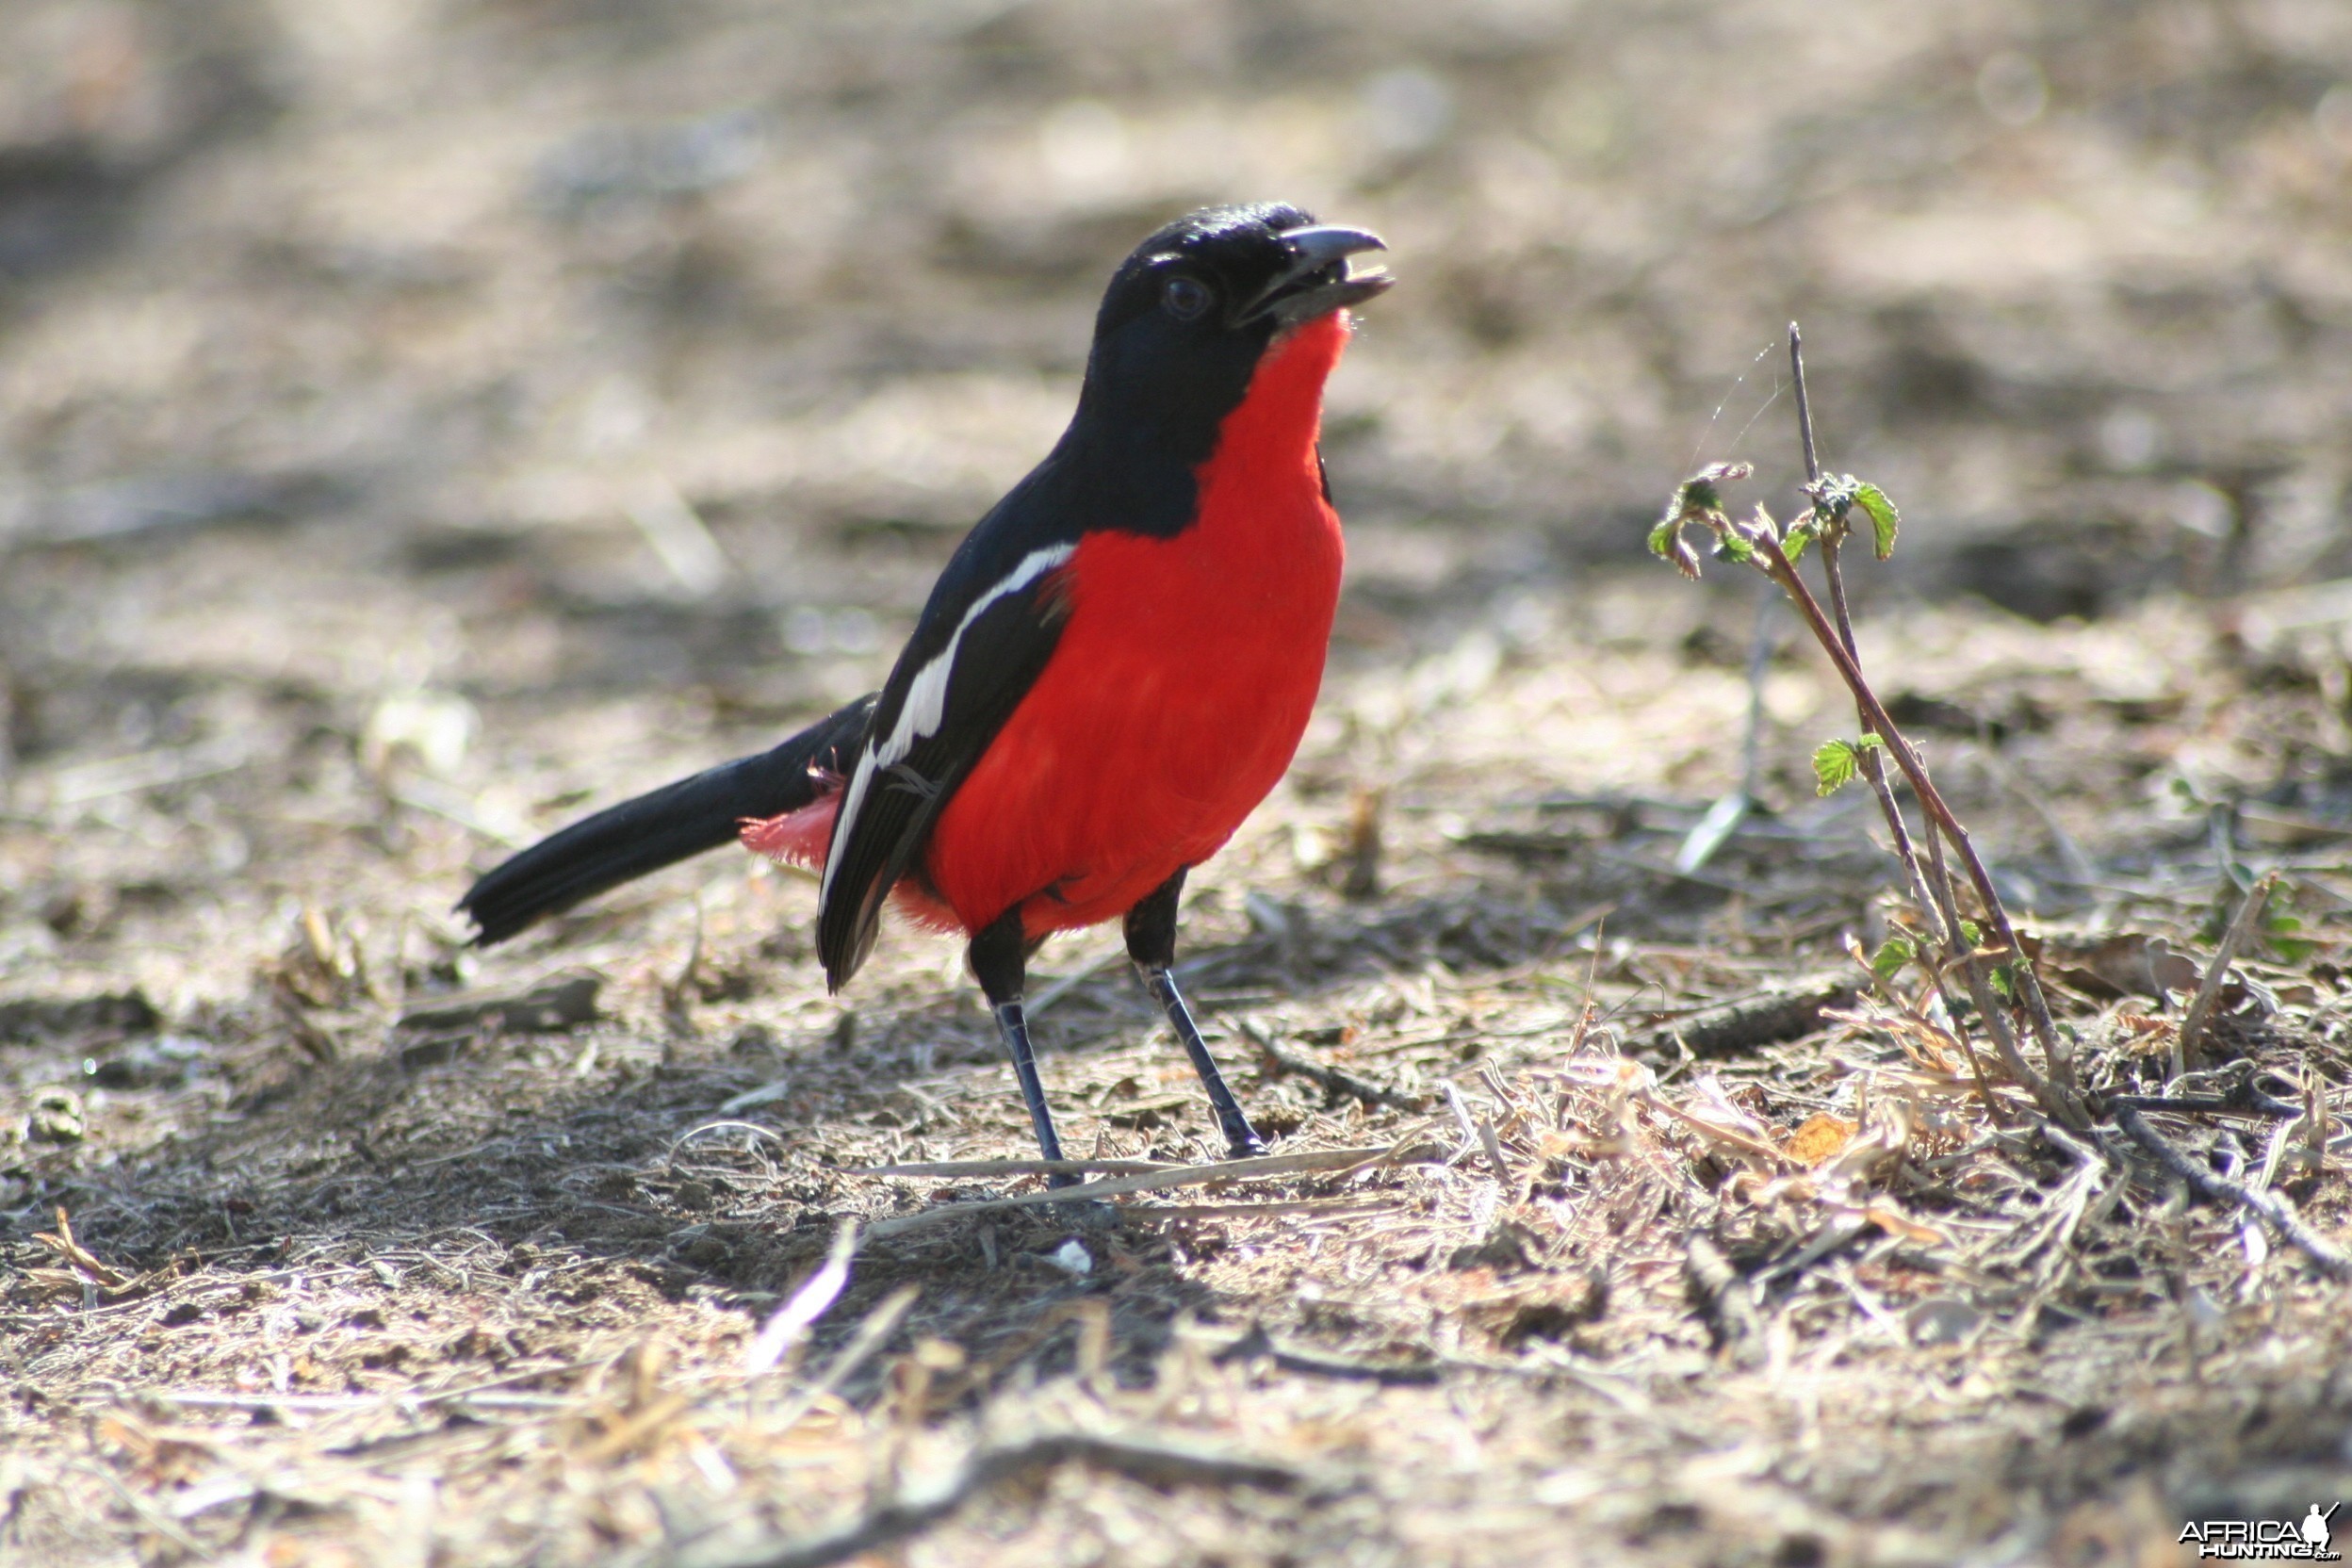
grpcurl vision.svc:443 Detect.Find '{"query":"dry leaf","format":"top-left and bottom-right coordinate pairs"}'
top-left (1783, 1112), bottom-right (1855, 1167)
top-left (2041, 933), bottom-right (2200, 1000)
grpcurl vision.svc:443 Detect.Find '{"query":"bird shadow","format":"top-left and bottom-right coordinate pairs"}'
top-left (9, 843), bottom-right (1720, 1416)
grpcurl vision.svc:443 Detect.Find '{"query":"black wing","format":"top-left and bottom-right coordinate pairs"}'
top-left (814, 454), bottom-right (1086, 989)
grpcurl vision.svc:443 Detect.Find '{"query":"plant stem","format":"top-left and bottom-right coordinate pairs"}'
top-left (1788, 321), bottom-right (1823, 483)
top-left (1787, 325), bottom-right (2000, 1111)
top-left (1790, 331), bottom-right (1928, 928)
top-left (1746, 525), bottom-right (2089, 1127)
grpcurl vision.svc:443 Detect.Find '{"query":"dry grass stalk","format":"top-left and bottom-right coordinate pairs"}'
top-left (860, 1143), bottom-right (1416, 1238)
top-left (2176, 871), bottom-right (2279, 1075)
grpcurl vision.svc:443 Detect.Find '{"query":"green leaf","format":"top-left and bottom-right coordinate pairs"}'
top-left (1797, 475), bottom-right (1901, 560)
top-left (1783, 524), bottom-right (1812, 564)
top-left (1870, 936), bottom-right (1916, 982)
top-left (1653, 463), bottom-right (1759, 580)
top-left (1958, 919), bottom-right (1984, 948)
top-left (1813, 739), bottom-right (1860, 795)
top-left (1812, 733), bottom-right (1887, 795)
top-left (1648, 516), bottom-right (1702, 580)
top-left (2262, 907), bottom-right (2316, 963)
top-left (1802, 477), bottom-right (1854, 543)
top-left (1854, 482), bottom-right (1901, 559)
top-left (1989, 962), bottom-right (2016, 1002)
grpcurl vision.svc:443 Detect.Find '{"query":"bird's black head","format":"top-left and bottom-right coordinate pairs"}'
top-left (1075, 203), bottom-right (1389, 441)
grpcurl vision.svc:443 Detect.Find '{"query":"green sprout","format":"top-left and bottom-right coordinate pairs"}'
top-left (1648, 462), bottom-right (1755, 580)
top-left (1811, 733), bottom-right (1886, 795)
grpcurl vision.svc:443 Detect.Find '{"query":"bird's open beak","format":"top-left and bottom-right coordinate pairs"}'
top-left (1241, 224), bottom-right (1394, 327)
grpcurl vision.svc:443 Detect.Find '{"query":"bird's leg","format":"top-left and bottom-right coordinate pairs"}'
top-left (1125, 870), bottom-right (1267, 1159)
top-left (968, 907), bottom-right (1074, 1185)
top-left (1144, 966), bottom-right (1267, 1159)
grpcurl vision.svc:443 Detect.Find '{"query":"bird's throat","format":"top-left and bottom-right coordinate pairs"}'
top-left (1232, 310), bottom-right (1352, 463)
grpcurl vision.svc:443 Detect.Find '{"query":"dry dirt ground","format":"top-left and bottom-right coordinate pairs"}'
top-left (6, 2), bottom-right (2352, 1564)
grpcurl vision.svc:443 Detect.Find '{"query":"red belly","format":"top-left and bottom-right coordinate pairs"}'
top-left (927, 317), bottom-right (1351, 938)
top-left (741, 312), bottom-right (1352, 943)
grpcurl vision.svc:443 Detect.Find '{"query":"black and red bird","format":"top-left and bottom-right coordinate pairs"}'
top-left (459, 203), bottom-right (1391, 1171)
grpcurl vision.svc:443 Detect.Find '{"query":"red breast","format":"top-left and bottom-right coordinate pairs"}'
top-left (741, 311), bottom-right (1353, 940)
top-left (923, 311), bottom-right (1352, 938)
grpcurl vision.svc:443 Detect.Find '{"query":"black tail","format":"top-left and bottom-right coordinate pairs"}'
top-left (458, 694), bottom-right (876, 945)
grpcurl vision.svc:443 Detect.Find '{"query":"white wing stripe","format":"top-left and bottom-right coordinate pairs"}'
top-left (818, 542), bottom-right (1074, 907)
top-left (820, 741), bottom-right (881, 905)
top-left (883, 543), bottom-right (1074, 768)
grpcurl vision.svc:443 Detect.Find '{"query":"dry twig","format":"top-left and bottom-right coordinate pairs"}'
top-left (861, 1143), bottom-right (1415, 1238)
top-left (699, 1433), bottom-right (1307, 1568)
top-left (2177, 871), bottom-right (2279, 1074)
top-left (1632, 972), bottom-right (1855, 1060)
top-left (2110, 1101), bottom-right (2351, 1282)
top-left (1236, 1018), bottom-right (1429, 1110)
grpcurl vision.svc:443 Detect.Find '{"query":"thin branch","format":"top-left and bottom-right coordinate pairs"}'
top-left (1922, 860), bottom-right (2047, 1120)
top-left (1706, 327), bottom-right (2080, 1116)
top-left (1788, 321), bottom-right (1823, 485)
top-left (2100, 1094), bottom-right (2299, 1119)
top-left (1237, 1018), bottom-right (1429, 1110)
top-left (2111, 1101), bottom-right (2352, 1281)
top-left (861, 1142), bottom-right (1423, 1239)
top-left (1213, 1322), bottom-right (1444, 1384)
top-left (706, 1434), bottom-right (1305, 1568)
top-left (858, 1157), bottom-right (1177, 1178)
top-left (2178, 871), bottom-right (2279, 1074)
top-left (1788, 325), bottom-right (1979, 1081)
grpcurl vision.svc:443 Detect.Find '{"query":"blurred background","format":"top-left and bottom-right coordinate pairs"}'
top-left (2, 0), bottom-right (2350, 991)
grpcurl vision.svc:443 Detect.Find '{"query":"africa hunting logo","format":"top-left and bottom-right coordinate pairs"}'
top-left (2179, 1504), bottom-right (2341, 1560)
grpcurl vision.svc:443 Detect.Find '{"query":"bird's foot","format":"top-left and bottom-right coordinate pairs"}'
top-left (1048, 1197), bottom-right (1121, 1231)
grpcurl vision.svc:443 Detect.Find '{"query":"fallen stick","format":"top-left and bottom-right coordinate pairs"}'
top-left (1683, 1234), bottom-right (1765, 1366)
top-left (1114, 1197), bottom-right (1394, 1225)
top-left (861, 1143), bottom-right (1414, 1239)
top-left (1211, 1322), bottom-right (1442, 1384)
top-left (1631, 973), bottom-right (1855, 1060)
top-left (2098, 1094), bottom-right (2296, 1119)
top-left (396, 973), bottom-right (600, 1034)
top-left (857, 1156), bottom-right (1177, 1179)
top-left (1235, 1018), bottom-right (1429, 1110)
top-left (702, 1433), bottom-right (1306, 1568)
top-left (2110, 1101), bottom-right (2352, 1281)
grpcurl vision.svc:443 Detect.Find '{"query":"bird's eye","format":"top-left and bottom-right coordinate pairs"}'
top-left (1162, 276), bottom-right (1213, 320)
